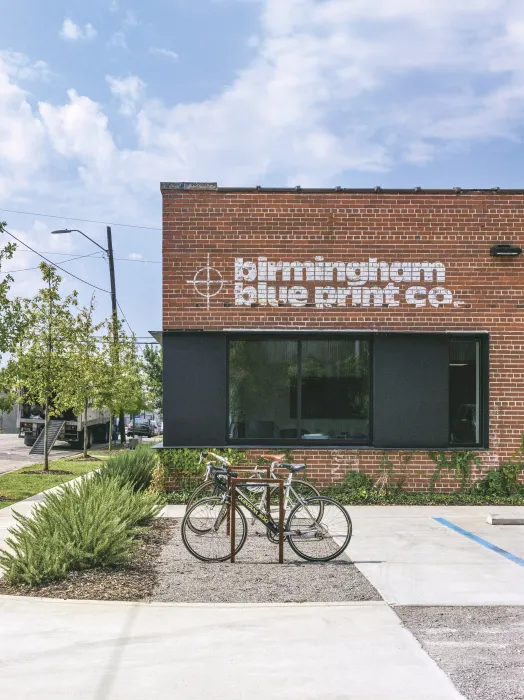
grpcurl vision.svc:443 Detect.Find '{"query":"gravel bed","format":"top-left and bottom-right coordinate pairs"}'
top-left (396, 606), bottom-right (524, 700)
top-left (150, 518), bottom-right (381, 603)
top-left (0, 519), bottom-right (176, 601)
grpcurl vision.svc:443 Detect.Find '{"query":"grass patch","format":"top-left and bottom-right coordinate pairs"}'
top-left (0, 452), bottom-right (109, 510)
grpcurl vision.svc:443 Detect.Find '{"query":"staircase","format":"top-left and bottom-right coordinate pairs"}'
top-left (29, 420), bottom-right (66, 456)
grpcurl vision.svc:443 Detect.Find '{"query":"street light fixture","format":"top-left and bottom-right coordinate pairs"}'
top-left (51, 228), bottom-right (108, 254)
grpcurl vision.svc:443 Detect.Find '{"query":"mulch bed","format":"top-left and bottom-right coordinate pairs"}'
top-left (22, 470), bottom-right (74, 476)
top-left (0, 519), bottom-right (176, 601)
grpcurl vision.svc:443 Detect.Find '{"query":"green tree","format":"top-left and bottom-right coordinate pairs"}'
top-left (142, 344), bottom-right (162, 412)
top-left (100, 324), bottom-right (150, 448)
top-left (0, 264), bottom-right (78, 471)
top-left (63, 296), bottom-right (108, 458)
top-left (0, 223), bottom-right (24, 363)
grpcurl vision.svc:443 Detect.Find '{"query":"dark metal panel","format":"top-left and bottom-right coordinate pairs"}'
top-left (373, 335), bottom-right (449, 448)
top-left (163, 332), bottom-right (227, 447)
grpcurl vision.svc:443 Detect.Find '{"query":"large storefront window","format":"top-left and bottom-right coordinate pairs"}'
top-left (164, 332), bottom-right (487, 449)
top-left (228, 337), bottom-right (370, 444)
top-left (449, 339), bottom-right (481, 446)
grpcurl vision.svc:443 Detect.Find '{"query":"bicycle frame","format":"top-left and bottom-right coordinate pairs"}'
top-left (201, 453), bottom-right (323, 539)
top-left (250, 461), bottom-right (304, 517)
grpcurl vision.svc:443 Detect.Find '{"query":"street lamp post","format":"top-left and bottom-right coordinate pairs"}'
top-left (51, 226), bottom-right (125, 444)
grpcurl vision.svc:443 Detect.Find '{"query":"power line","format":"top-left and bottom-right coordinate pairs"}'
top-left (4, 251), bottom-right (103, 273)
top-left (0, 207), bottom-right (161, 231)
top-left (114, 258), bottom-right (161, 263)
top-left (2, 229), bottom-right (149, 341)
top-left (2, 228), bottom-right (111, 294)
top-left (117, 300), bottom-right (135, 336)
top-left (6, 248), bottom-right (160, 264)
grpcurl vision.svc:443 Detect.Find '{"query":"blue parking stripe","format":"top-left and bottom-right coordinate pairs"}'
top-left (434, 517), bottom-right (524, 568)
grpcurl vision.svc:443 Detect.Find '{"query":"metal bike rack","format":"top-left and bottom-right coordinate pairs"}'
top-left (230, 475), bottom-right (285, 564)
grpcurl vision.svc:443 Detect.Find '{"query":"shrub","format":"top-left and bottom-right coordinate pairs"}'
top-left (0, 476), bottom-right (162, 587)
top-left (474, 461), bottom-right (524, 498)
top-left (157, 447), bottom-right (248, 492)
top-left (323, 471), bottom-right (376, 503)
top-left (472, 435), bottom-right (524, 498)
top-left (95, 445), bottom-right (156, 493)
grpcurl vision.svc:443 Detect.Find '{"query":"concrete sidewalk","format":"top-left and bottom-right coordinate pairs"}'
top-left (347, 505), bottom-right (524, 605)
top-left (0, 597), bottom-right (465, 700)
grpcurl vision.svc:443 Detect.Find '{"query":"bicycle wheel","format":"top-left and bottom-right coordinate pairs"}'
top-left (185, 477), bottom-right (228, 513)
top-left (270, 479), bottom-right (321, 511)
top-left (286, 497), bottom-right (352, 562)
top-left (181, 497), bottom-right (247, 562)
top-left (266, 480), bottom-right (323, 543)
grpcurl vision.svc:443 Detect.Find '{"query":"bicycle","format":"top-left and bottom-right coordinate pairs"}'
top-left (185, 451), bottom-right (321, 521)
top-left (181, 462), bottom-right (352, 563)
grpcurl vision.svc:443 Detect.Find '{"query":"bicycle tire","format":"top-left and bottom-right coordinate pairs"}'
top-left (181, 497), bottom-right (248, 562)
top-left (186, 477), bottom-right (227, 512)
top-left (286, 496), bottom-right (352, 562)
top-left (265, 480), bottom-right (323, 544)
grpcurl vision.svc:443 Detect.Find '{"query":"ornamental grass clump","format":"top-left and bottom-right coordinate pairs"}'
top-left (0, 476), bottom-right (162, 587)
top-left (95, 445), bottom-right (156, 493)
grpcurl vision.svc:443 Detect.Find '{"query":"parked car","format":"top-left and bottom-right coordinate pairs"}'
top-left (127, 418), bottom-right (156, 438)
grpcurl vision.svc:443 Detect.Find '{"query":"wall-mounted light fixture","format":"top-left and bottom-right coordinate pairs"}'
top-left (490, 243), bottom-right (523, 258)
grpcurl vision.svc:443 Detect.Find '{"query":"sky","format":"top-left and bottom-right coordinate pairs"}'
top-left (1, 0), bottom-right (524, 339)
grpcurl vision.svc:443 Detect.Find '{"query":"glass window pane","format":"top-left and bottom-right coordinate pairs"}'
top-left (229, 339), bottom-right (298, 440)
top-left (449, 339), bottom-right (480, 445)
top-left (299, 339), bottom-right (370, 443)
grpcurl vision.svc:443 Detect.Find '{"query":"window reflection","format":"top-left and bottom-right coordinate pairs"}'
top-left (449, 339), bottom-right (480, 445)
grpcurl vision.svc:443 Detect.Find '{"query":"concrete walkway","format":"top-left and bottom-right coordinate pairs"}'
top-left (346, 505), bottom-right (524, 605)
top-left (0, 597), bottom-right (465, 700)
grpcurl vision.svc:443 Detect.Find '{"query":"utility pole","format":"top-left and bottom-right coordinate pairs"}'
top-left (106, 226), bottom-right (126, 445)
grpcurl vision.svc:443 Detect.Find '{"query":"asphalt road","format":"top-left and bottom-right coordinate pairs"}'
top-left (396, 606), bottom-right (524, 700)
top-left (0, 433), bottom-right (87, 474)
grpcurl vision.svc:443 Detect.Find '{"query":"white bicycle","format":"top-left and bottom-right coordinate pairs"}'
top-left (185, 452), bottom-right (321, 525)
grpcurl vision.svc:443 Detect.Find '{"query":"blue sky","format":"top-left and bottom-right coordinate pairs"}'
top-left (1, 0), bottom-right (523, 338)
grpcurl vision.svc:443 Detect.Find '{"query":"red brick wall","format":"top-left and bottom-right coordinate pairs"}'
top-left (162, 186), bottom-right (524, 489)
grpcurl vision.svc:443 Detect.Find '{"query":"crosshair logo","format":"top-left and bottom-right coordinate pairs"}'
top-left (188, 254), bottom-right (223, 309)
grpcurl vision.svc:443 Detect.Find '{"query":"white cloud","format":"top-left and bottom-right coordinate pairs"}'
top-left (127, 252), bottom-right (144, 261)
top-left (149, 47), bottom-right (179, 61)
top-left (106, 74), bottom-right (146, 115)
top-left (0, 51), bottom-right (51, 82)
top-left (39, 90), bottom-right (116, 173)
top-left (0, 58), bottom-right (45, 198)
top-left (60, 18), bottom-right (97, 41)
top-left (109, 0), bottom-right (119, 12)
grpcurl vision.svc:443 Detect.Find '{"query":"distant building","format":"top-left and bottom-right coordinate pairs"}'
top-left (0, 404), bottom-right (18, 434)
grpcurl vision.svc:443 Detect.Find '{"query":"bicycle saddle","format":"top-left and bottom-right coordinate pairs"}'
top-left (281, 463), bottom-right (306, 472)
top-left (262, 453), bottom-right (286, 461)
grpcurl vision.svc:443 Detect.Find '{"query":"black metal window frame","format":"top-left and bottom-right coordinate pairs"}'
top-left (225, 332), bottom-right (489, 450)
top-left (448, 334), bottom-right (489, 449)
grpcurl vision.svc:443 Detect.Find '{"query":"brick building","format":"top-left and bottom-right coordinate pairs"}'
top-left (161, 182), bottom-right (524, 489)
